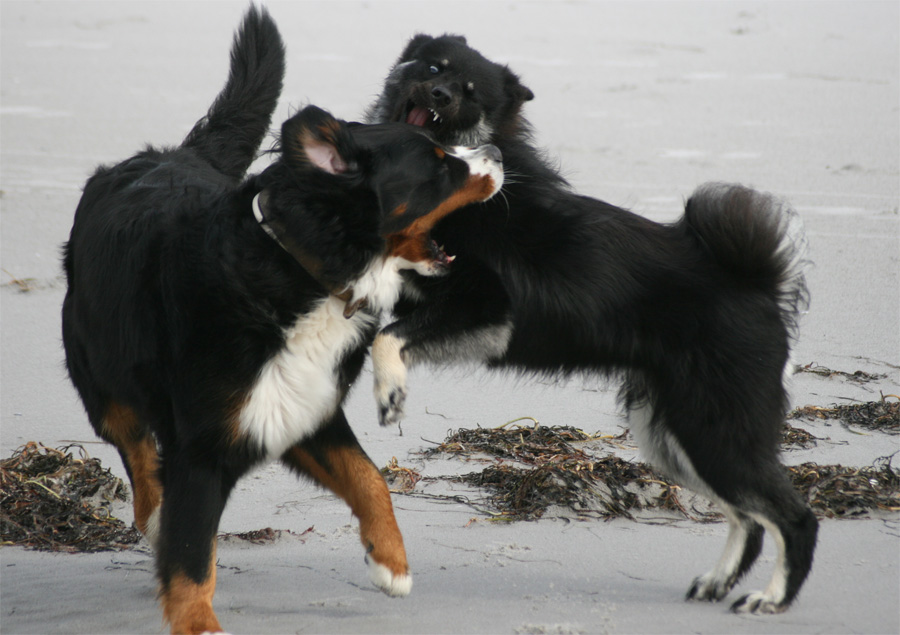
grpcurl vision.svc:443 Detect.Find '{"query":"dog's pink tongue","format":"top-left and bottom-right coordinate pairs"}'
top-left (406, 107), bottom-right (430, 127)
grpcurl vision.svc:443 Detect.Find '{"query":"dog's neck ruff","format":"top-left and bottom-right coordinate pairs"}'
top-left (252, 191), bottom-right (366, 318)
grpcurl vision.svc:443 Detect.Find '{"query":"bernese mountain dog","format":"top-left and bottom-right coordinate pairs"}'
top-left (61, 14), bottom-right (502, 634)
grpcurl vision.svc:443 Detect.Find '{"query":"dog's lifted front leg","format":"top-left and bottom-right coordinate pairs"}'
top-left (372, 332), bottom-right (408, 426)
top-left (373, 276), bottom-right (514, 426)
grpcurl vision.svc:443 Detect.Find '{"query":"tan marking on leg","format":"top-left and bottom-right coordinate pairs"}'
top-left (285, 446), bottom-right (409, 583)
top-left (101, 403), bottom-right (162, 545)
top-left (161, 543), bottom-right (221, 635)
top-left (225, 391), bottom-right (251, 448)
top-left (128, 436), bottom-right (163, 544)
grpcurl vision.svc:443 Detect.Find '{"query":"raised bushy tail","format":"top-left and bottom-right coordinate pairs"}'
top-left (684, 182), bottom-right (810, 336)
top-left (181, 5), bottom-right (285, 180)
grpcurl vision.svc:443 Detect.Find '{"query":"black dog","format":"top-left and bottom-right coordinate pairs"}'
top-left (366, 34), bottom-right (817, 614)
top-left (62, 14), bottom-right (502, 633)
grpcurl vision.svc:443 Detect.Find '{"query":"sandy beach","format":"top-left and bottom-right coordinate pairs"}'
top-left (2, 2), bottom-right (898, 633)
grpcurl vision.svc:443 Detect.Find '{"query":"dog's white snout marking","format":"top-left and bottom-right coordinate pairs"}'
top-left (449, 144), bottom-right (502, 173)
top-left (448, 144), bottom-right (504, 197)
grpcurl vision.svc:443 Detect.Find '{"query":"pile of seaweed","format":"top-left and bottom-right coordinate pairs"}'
top-left (781, 422), bottom-right (819, 449)
top-left (420, 424), bottom-right (700, 521)
top-left (423, 422), bottom-right (596, 462)
top-left (790, 457), bottom-right (900, 517)
top-left (461, 456), bottom-right (695, 521)
top-left (409, 420), bottom-right (899, 522)
top-left (0, 442), bottom-right (140, 552)
top-left (789, 397), bottom-right (899, 435)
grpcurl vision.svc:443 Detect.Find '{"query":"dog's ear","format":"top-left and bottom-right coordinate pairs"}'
top-left (282, 105), bottom-right (357, 175)
top-left (443, 34), bottom-right (468, 46)
top-left (400, 34), bottom-right (434, 62)
top-left (503, 67), bottom-right (534, 103)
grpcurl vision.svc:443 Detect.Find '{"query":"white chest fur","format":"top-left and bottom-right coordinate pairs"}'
top-left (239, 296), bottom-right (376, 458)
top-left (237, 255), bottom-right (409, 459)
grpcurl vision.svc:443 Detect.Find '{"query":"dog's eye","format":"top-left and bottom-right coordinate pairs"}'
top-left (465, 81), bottom-right (475, 94)
top-left (428, 64), bottom-right (440, 75)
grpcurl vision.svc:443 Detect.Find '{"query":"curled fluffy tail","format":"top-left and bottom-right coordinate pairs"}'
top-left (181, 6), bottom-right (285, 180)
top-left (685, 182), bottom-right (810, 336)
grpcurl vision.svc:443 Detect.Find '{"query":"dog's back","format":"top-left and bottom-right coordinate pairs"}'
top-left (62, 7), bottom-right (285, 430)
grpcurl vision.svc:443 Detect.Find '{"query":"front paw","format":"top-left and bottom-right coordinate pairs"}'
top-left (377, 384), bottom-right (407, 427)
top-left (366, 555), bottom-right (413, 597)
top-left (372, 332), bottom-right (409, 427)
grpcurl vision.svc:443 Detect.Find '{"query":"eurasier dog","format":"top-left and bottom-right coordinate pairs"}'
top-left (62, 14), bottom-right (502, 633)
top-left (366, 33), bottom-right (816, 614)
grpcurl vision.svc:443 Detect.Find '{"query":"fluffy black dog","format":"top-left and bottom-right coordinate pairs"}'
top-left (366, 33), bottom-right (817, 614)
top-left (62, 15), bottom-right (502, 633)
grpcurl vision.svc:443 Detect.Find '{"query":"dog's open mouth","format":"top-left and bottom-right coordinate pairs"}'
top-left (386, 230), bottom-right (457, 276)
top-left (404, 103), bottom-right (443, 130)
top-left (427, 237), bottom-right (455, 269)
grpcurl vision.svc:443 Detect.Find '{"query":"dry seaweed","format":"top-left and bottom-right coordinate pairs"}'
top-left (219, 526), bottom-right (314, 545)
top-left (781, 421), bottom-right (819, 449)
top-left (380, 456), bottom-right (422, 493)
top-left (788, 456), bottom-right (900, 517)
top-left (789, 397), bottom-right (899, 435)
top-left (458, 456), bottom-right (697, 521)
top-left (419, 424), bottom-right (710, 522)
top-left (422, 423), bottom-right (606, 463)
top-left (1, 442), bottom-right (140, 552)
top-left (1, 268), bottom-right (37, 293)
top-left (796, 363), bottom-right (888, 383)
top-left (410, 423), bottom-right (900, 522)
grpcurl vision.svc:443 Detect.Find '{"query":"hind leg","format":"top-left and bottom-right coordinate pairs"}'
top-left (628, 396), bottom-right (817, 613)
top-left (729, 489), bottom-right (818, 614)
top-left (683, 461), bottom-right (817, 613)
top-left (156, 447), bottom-right (236, 634)
top-left (100, 402), bottom-right (163, 549)
top-left (687, 504), bottom-right (764, 602)
top-left (281, 409), bottom-right (411, 596)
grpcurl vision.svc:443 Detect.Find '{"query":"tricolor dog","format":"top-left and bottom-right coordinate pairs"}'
top-left (62, 13), bottom-right (502, 634)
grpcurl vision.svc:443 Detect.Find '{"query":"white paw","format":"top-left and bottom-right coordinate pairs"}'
top-left (687, 573), bottom-right (733, 602)
top-left (367, 558), bottom-right (412, 597)
top-left (372, 333), bottom-right (408, 426)
top-left (730, 591), bottom-right (786, 614)
top-left (377, 384), bottom-right (406, 427)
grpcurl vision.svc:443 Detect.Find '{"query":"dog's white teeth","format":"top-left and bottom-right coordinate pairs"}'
top-left (430, 109), bottom-right (441, 123)
top-left (447, 254), bottom-right (456, 262)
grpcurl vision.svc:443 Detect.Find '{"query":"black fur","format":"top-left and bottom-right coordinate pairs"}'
top-left (62, 14), bottom-right (502, 632)
top-left (368, 33), bottom-right (817, 614)
top-left (181, 6), bottom-right (285, 181)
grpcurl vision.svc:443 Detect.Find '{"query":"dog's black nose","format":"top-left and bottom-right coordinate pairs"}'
top-left (485, 144), bottom-right (502, 163)
top-left (431, 85), bottom-right (453, 107)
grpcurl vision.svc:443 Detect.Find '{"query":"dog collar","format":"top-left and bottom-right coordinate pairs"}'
top-left (252, 191), bottom-right (366, 318)
top-left (252, 190), bottom-right (287, 251)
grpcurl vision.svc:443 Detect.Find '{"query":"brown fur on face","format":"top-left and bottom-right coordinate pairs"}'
top-left (386, 172), bottom-right (499, 264)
